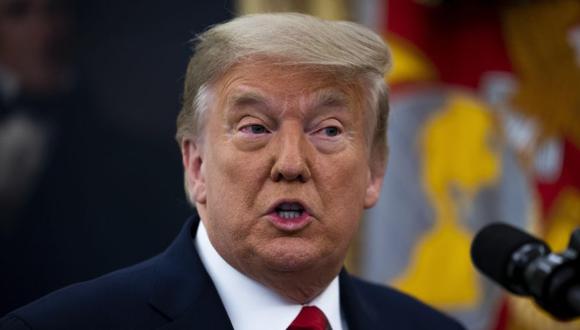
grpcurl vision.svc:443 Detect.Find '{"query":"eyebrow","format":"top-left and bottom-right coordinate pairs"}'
top-left (226, 87), bottom-right (351, 119)
top-left (310, 89), bottom-right (349, 109)
top-left (227, 90), bottom-right (271, 109)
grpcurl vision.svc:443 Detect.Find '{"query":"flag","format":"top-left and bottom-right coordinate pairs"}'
top-left (361, 1), bottom-right (580, 329)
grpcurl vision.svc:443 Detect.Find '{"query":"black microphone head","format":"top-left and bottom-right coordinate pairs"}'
top-left (471, 223), bottom-right (548, 294)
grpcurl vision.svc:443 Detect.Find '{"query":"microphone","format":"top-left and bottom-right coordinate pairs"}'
top-left (471, 223), bottom-right (580, 321)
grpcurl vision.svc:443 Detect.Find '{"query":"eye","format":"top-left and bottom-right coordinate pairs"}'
top-left (240, 124), bottom-right (270, 135)
top-left (322, 126), bottom-right (341, 137)
top-left (309, 120), bottom-right (344, 140)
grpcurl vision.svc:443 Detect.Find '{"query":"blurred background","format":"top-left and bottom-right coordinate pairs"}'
top-left (1, 1), bottom-right (579, 330)
top-left (0, 0), bottom-right (234, 316)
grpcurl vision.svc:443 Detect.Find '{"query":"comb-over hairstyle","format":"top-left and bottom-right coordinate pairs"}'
top-left (176, 12), bottom-right (392, 170)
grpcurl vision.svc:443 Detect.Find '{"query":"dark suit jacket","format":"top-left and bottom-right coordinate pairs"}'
top-left (0, 213), bottom-right (464, 330)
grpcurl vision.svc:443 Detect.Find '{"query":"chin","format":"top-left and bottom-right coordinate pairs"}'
top-left (259, 238), bottom-right (333, 273)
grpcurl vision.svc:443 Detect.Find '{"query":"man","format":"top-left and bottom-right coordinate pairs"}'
top-left (0, 13), bottom-right (464, 329)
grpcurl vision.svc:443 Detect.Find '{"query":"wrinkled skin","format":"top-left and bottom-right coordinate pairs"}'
top-left (181, 60), bottom-right (385, 303)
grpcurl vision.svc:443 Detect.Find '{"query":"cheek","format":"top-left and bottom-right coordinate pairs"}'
top-left (203, 145), bottom-right (271, 226)
top-left (316, 152), bottom-right (369, 205)
top-left (313, 153), bottom-right (369, 237)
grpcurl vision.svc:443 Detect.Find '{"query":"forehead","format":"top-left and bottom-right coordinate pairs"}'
top-left (214, 59), bottom-right (364, 109)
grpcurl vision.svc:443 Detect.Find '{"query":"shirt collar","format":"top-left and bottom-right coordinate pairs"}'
top-left (195, 220), bottom-right (344, 330)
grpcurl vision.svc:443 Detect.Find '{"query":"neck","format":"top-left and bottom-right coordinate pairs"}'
top-left (196, 212), bottom-right (342, 304)
top-left (253, 266), bottom-right (342, 304)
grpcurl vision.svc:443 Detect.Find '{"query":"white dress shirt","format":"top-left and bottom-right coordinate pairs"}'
top-left (195, 220), bottom-right (347, 330)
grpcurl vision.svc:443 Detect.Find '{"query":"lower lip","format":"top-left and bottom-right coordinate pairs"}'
top-left (267, 211), bottom-right (312, 232)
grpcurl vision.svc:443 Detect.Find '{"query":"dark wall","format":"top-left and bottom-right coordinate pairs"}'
top-left (77, 1), bottom-right (234, 139)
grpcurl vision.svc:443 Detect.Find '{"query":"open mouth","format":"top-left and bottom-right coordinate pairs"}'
top-left (267, 201), bottom-right (312, 231)
top-left (275, 202), bottom-right (305, 220)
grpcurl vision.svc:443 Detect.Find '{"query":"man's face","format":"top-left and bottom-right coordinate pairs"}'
top-left (183, 60), bottom-right (384, 284)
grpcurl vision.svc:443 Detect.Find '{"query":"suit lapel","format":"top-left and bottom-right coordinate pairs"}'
top-left (155, 281), bottom-right (234, 330)
top-left (149, 213), bottom-right (234, 330)
top-left (339, 270), bottom-right (380, 330)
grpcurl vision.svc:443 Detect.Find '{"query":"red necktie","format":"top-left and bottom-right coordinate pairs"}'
top-left (287, 306), bottom-right (330, 330)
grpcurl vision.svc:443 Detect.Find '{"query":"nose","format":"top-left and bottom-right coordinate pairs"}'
top-left (270, 124), bottom-right (311, 182)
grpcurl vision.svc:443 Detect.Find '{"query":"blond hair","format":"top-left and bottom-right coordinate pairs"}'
top-left (176, 12), bottom-right (391, 169)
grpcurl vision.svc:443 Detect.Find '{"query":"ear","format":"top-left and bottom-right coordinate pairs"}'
top-left (363, 159), bottom-right (386, 209)
top-left (181, 138), bottom-right (207, 205)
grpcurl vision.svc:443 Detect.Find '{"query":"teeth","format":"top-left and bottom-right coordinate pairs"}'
top-left (277, 210), bottom-right (302, 219)
top-left (278, 203), bottom-right (304, 211)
